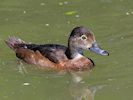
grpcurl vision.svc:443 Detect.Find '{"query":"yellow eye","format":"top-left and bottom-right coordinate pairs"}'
top-left (81, 35), bottom-right (87, 40)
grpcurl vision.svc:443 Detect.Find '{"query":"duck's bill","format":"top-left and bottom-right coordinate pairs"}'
top-left (89, 42), bottom-right (109, 56)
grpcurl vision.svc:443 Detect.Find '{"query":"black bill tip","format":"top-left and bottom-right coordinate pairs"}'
top-left (100, 50), bottom-right (109, 56)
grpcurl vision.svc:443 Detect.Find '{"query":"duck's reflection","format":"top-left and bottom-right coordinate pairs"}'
top-left (69, 71), bottom-right (105, 100)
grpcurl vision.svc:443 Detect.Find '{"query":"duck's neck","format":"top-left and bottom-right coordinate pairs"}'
top-left (66, 45), bottom-right (83, 59)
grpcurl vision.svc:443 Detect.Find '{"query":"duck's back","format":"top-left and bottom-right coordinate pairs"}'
top-left (22, 44), bottom-right (68, 63)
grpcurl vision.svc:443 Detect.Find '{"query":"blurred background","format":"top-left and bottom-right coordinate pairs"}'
top-left (0, 0), bottom-right (133, 100)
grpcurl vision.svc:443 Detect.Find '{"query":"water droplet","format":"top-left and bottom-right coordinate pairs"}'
top-left (108, 78), bottom-right (115, 81)
top-left (126, 12), bottom-right (130, 15)
top-left (23, 82), bottom-right (30, 86)
top-left (45, 24), bottom-right (50, 26)
top-left (40, 3), bottom-right (45, 6)
top-left (64, 1), bottom-right (68, 5)
top-left (59, 2), bottom-right (63, 6)
top-left (23, 10), bottom-right (26, 14)
top-left (75, 14), bottom-right (80, 18)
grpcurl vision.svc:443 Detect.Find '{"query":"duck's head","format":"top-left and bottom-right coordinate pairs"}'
top-left (67, 26), bottom-right (109, 58)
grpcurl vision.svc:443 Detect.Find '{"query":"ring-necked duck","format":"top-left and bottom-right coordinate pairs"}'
top-left (5, 26), bottom-right (109, 71)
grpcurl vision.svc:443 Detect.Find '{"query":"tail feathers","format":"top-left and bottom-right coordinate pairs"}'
top-left (5, 36), bottom-right (26, 50)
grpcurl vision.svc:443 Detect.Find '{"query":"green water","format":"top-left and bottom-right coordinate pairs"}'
top-left (0, 0), bottom-right (133, 100)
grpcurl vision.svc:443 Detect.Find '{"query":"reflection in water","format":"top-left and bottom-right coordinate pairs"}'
top-left (69, 71), bottom-right (106, 100)
top-left (17, 60), bottom-right (28, 75)
top-left (16, 61), bottom-right (105, 100)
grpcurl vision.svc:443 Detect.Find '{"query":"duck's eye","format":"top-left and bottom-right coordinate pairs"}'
top-left (81, 35), bottom-right (87, 40)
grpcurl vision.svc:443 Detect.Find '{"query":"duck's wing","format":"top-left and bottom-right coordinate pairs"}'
top-left (19, 44), bottom-right (68, 63)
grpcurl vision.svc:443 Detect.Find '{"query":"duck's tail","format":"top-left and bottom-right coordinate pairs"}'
top-left (5, 36), bottom-right (26, 50)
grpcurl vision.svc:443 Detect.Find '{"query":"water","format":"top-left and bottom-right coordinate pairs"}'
top-left (0, 0), bottom-right (133, 100)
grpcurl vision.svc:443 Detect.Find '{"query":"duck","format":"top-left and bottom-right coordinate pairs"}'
top-left (5, 26), bottom-right (109, 71)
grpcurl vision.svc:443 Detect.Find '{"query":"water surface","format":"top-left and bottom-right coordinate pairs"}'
top-left (0, 0), bottom-right (133, 100)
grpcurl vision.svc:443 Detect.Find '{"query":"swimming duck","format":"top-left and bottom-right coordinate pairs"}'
top-left (5, 26), bottom-right (109, 71)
